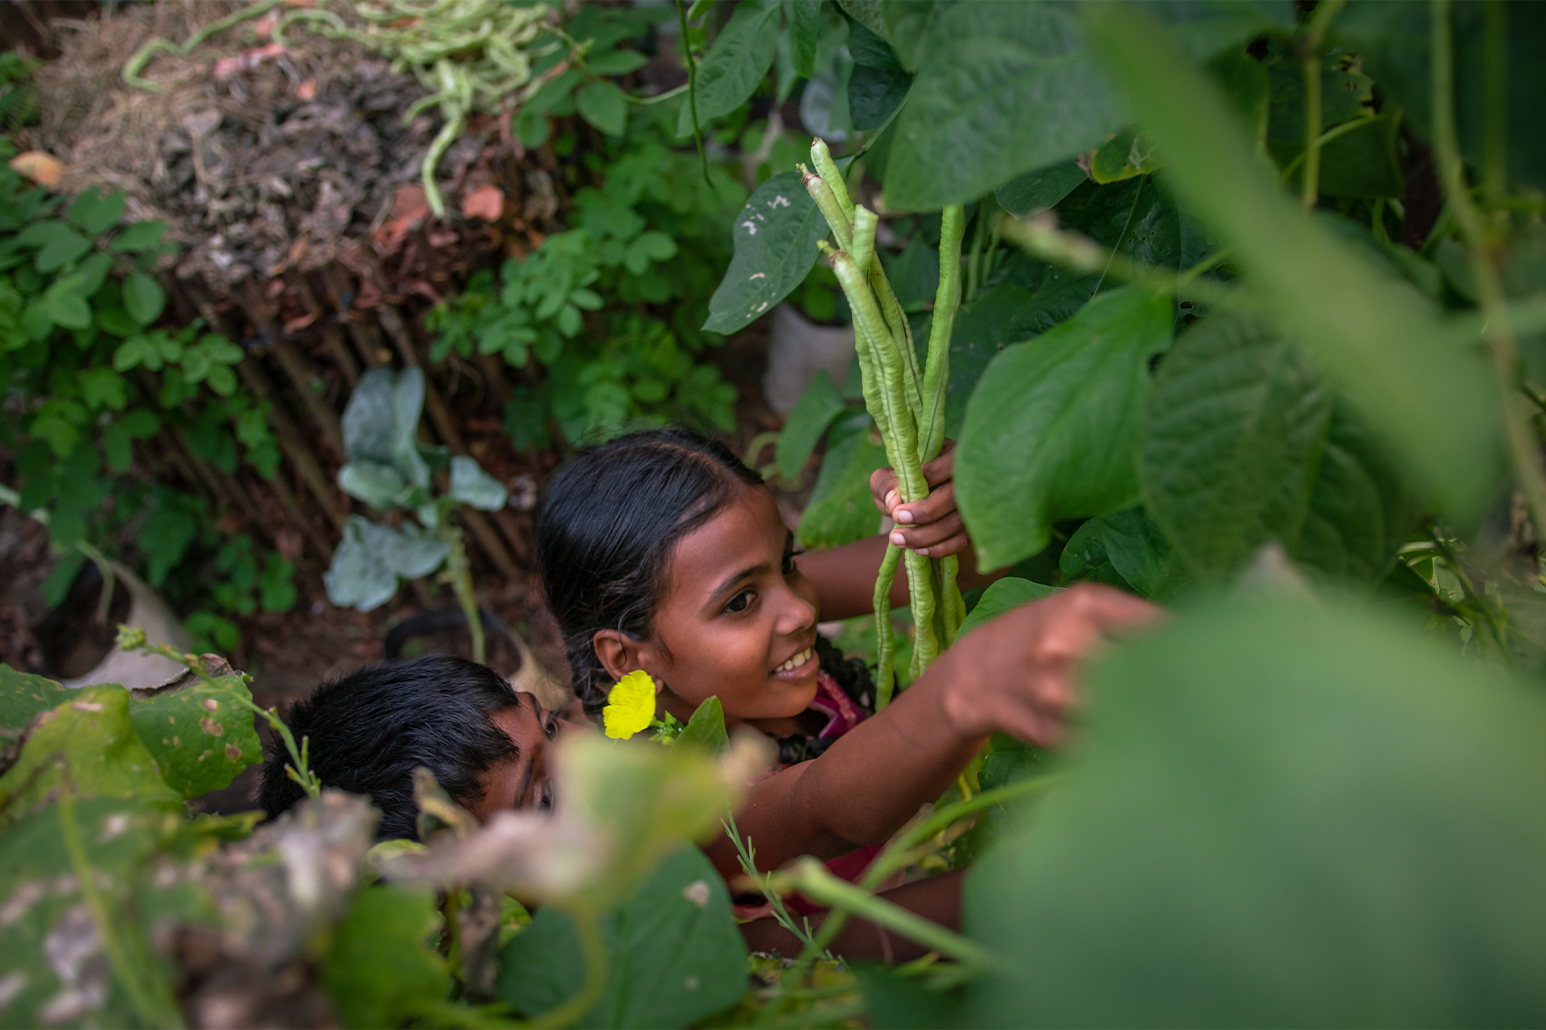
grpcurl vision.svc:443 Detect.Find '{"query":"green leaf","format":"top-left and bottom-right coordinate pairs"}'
top-left (0, 685), bottom-right (178, 827)
top-left (777, 370), bottom-right (846, 480)
top-left (111, 219), bottom-right (168, 253)
top-left (962, 591), bottom-right (1546, 1026)
top-left (1091, 125), bottom-right (1160, 183)
top-left (884, 2), bottom-right (1126, 210)
top-left (325, 516), bottom-right (450, 611)
top-left (449, 455), bottom-right (508, 511)
top-left (338, 460), bottom-right (412, 510)
top-left (513, 105), bottom-right (552, 149)
top-left (128, 665), bottom-right (262, 798)
top-left (704, 171), bottom-right (829, 334)
top-left (957, 577), bottom-right (1059, 639)
top-left (1296, 401), bottom-right (1423, 584)
top-left (122, 408), bottom-right (160, 438)
top-left (876, 0), bottom-right (952, 74)
top-left (36, 225), bottom-right (92, 273)
top-left (0, 663), bottom-right (74, 733)
top-left (1091, 7), bottom-right (1502, 522)
top-left (67, 186), bottom-right (126, 235)
top-left (675, 0), bottom-right (782, 137)
top-left (994, 161), bottom-right (1089, 217)
top-left (847, 22), bottom-right (912, 130)
top-left (322, 883), bottom-right (446, 1030)
top-left (43, 280), bottom-right (91, 329)
top-left (1141, 313), bottom-right (1333, 581)
top-left (122, 271), bottom-right (165, 326)
top-left (679, 696), bottom-right (729, 752)
top-left (784, 0), bottom-right (823, 77)
top-left (58, 251), bottom-right (112, 298)
top-left (102, 420), bottom-right (133, 472)
top-left (577, 81), bottom-right (628, 136)
top-left (587, 49), bottom-right (650, 75)
top-left (1061, 507), bottom-right (1189, 601)
top-left (798, 410), bottom-right (887, 549)
top-left (341, 367), bottom-right (431, 490)
top-left (1059, 516), bottom-right (1137, 593)
top-left (78, 366), bottom-right (128, 411)
top-left (958, 284), bottom-right (1173, 571)
top-left (498, 847), bottom-right (749, 1028)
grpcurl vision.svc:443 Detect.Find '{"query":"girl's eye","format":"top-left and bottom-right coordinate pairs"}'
top-left (544, 714), bottom-right (557, 741)
top-left (539, 782), bottom-right (554, 812)
top-left (725, 590), bottom-right (754, 614)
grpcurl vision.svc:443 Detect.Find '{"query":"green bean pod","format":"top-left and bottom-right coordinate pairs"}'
top-left (919, 205), bottom-right (965, 463)
top-left (811, 138), bottom-right (856, 225)
top-left (802, 169), bottom-right (853, 254)
top-left (940, 554), bottom-right (963, 644)
top-left (873, 543), bottom-right (902, 708)
top-left (905, 549), bottom-right (941, 671)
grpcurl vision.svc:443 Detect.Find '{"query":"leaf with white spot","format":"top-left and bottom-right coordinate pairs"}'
top-left (703, 171), bottom-right (829, 334)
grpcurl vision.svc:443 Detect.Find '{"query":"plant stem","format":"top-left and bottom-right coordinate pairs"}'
top-left (445, 527), bottom-right (486, 665)
top-left (1431, 0), bottom-right (1546, 547)
top-left (1278, 113), bottom-right (1379, 184)
top-left (776, 857), bottom-right (999, 972)
top-left (1298, 0), bottom-right (1346, 208)
top-left (1481, 0), bottom-right (1507, 208)
top-left (675, 0), bottom-right (710, 186)
top-left (798, 775), bottom-right (1056, 961)
top-left (74, 540), bottom-right (116, 626)
top-left (58, 769), bottom-right (186, 1029)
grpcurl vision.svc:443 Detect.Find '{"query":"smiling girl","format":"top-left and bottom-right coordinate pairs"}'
top-left (535, 428), bottom-right (1158, 893)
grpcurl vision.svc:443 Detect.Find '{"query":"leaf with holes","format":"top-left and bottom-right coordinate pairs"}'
top-left (128, 666), bottom-right (262, 799)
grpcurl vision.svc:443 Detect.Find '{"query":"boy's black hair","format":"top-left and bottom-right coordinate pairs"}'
top-left (536, 427), bottom-right (763, 716)
top-left (258, 655), bottom-right (519, 841)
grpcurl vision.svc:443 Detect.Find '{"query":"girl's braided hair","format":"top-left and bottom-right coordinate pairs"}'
top-left (535, 428), bottom-right (763, 716)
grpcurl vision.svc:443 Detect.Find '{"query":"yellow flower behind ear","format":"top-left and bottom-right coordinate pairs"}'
top-left (603, 670), bottom-right (657, 739)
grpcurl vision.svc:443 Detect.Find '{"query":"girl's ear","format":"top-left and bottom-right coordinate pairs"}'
top-left (592, 630), bottom-right (643, 684)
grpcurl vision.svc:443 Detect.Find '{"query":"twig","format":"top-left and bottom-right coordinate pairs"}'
top-left (675, 0), bottom-right (710, 186)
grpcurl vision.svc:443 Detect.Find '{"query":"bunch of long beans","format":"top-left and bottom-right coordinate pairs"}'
top-left (801, 141), bottom-right (966, 707)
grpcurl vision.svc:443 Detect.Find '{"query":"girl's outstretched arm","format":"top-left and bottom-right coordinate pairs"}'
top-left (706, 584), bottom-right (1160, 882)
top-left (797, 443), bottom-right (1004, 621)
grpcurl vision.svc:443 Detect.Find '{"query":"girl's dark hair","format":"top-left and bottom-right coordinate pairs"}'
top-left (258, 655), bottom-right (519, 841)
top-left (536, 427), bottom-right (763, 715)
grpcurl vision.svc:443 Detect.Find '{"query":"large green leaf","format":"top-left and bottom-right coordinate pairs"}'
top-left (0, 686), bottom-right (178, 826)
top-left (321, 883), bottom-right (446, 1029)
top-left (498, 847), bottom-right (748, 1028)
top-left (798, 410), bottom-right (887, 549)
top-left (338, 459), bottom-right (413, 510)
top-left (957, 577), bottom-right (1058, 639)
top-left (958, 284), bottom-right (1173, 571)
top-left (1297, 401), bottom-right (1423, 583)
top-left (784, 0), bottom-right (823, 78)
top-left (1336, 0), bottom-right (1546, 192)
top-left (961, 591), bottom-right (1546, 1026)
top-left (777, 371), bottom-right (847, 480)
top-left (324, 516), bottom-right (450, 612)
top-left (704, 171), bottom-right (830, 334)
top-left (847, 22), bottom-right (912, 130)
top-left (1061, 507), bottom-right (1189, 600)
top-left (935, 285), bottom-right (1047, 438)
top-left (1091, 8), bottom-right (1502, 521)
top-left (676, 0), bottom-right (782, 138)
top-left (577, 81), bottom-right (628, 137)
top-left (884, 0), bottom-right (1288, 210)
top-left (1140, 313), bottom-right (1333, 580)
top-left (0, 663), bottom-right (73, 732)
top-left (128, 665), bottom-right (262, 799)
top-left (884, 1), bottom-right (1127, 211)
top-left (0, 798), bottom-right (198, 1028)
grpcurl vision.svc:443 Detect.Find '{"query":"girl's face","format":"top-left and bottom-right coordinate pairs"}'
top-left (626, 484), bottom-right (821, 726)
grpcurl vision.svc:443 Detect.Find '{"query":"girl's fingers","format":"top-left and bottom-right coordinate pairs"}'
top-left (889, 512), bottom-right (965, 551)
top-left (892, 481), bottom-right (956, 528)
top-left (870, 467), bottom-right (901, 516)
top-left (920, 441), bottom-right (956, 488)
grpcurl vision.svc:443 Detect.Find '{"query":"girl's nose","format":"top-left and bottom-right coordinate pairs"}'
top-left (774, 581), bottom-right (818, 635)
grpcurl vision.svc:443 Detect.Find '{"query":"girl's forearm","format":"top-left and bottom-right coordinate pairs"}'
top-left (707, 649), bottom-right (985, 880)
top-left (799, 535), bottom-right (1004, 621)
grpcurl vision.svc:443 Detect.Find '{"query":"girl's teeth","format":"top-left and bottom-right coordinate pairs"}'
top-left (776, 647), bottom-right (812, 673)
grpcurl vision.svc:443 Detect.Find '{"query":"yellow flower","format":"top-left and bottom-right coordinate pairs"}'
top-left (603, 670), bottom-right (657, 740)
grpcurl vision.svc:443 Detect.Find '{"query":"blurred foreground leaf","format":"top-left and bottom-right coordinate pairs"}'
top-left (963, 592), bottom-right (1546, 1025)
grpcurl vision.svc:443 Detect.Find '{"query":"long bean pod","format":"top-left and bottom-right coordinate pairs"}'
top-left (801, 169), bottom-right (853, 254)
top-left (919, 205), bottom-right (965, 463)
top-left (873, 543), bottom-right (902, 708)
top-left (811, 137), bottom-right (856, 225)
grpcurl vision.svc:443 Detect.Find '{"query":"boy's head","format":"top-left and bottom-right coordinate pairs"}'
top-left (260, 655), bottom-right (564, 840)
top-left (536, 428), bottom-right (822, 726)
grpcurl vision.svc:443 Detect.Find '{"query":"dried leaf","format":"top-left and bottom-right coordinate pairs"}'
top-left (9, 152), bottom-right (63, 189)
top-left (461, 185), bottom-right (505, 222)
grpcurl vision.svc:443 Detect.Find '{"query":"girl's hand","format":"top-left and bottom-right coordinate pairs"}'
top-left (870, 441), bottom-right (967, 558)
top-left (937, 583), bottom-right (1162, 746)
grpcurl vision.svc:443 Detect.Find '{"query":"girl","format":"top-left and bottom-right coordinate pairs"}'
top-left (534, 428), bottom-right (1157, 893)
